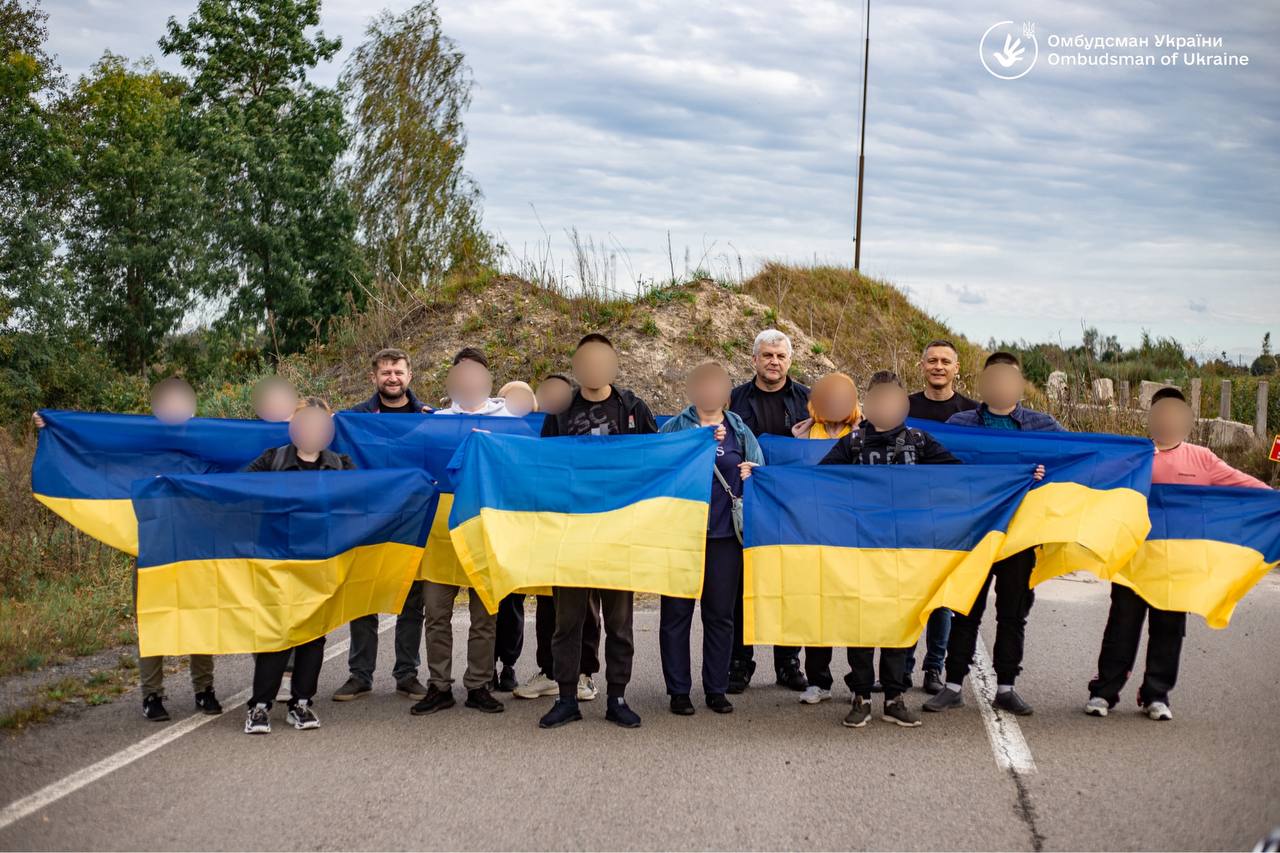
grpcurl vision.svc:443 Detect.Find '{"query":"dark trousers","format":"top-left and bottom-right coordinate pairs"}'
top-left (535, 593), bottom-right (600, 678)
top-left (659, 536), bottom-right (741, 696)
top-left (945, 550), bottom-right (1036, 686)
top-left (732, 556), bottom-right (800, 674)
top-left (803, 646), bottom-right (857, 690)
top-left (848, 647), bottom-right (910, 700)
top-left (250, 636), bottom-right (325, 709)
top-left (494, 593), bottom-right (525, 669)
top-left (347, 579), bottom-right (424, 686)
top-left (905, 608), bottom-right (952, 676)
top-left (1088, 584), bottom-right (1186, 707)
top-left (553, 587), bottom-right (632, 698)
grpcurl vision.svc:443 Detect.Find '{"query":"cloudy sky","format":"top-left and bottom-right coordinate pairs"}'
top-left (40, 0), bottom-right (1280, 360)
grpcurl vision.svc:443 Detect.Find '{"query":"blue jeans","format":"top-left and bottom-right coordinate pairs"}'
top-left (905, 607), bottom-right (952, 676)
top-left (347, 580), bottom-right (425, 686)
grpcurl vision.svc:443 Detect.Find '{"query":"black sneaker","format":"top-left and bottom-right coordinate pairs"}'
top-left (142, 692), bottom-right (170, 722)
top-left (727, 660), bottom-right (753, 694)
top-left (882, 696), bottom-right (922, 727)
top-left (923, 686), bottom-right (964, 712)
top-left (194, 689), bottom-right (222, 715)
top-left (993, 688), bottom-right (1033, 716)
top-left (396, 677), bottom-right (429, 700)
top-left (669, 694), bottom-right (695, 716)
top-left (538, 697), bottom-right (582, 729)
top-left (244, 703), bottom-right (271, 734)
top-left (287, 700), bottom-right (320, 730)
top-left (923, 669), bottom-right (944, 696)
top-left (495, 666), bottom-right (518, 693)
top-left (410, 685), bottom-right (456, 716)
top-left (775, 662), bottom-right (808, 692)
top-left (606, 696), bottom-right (642, 729)
top-left (706, 693), bottom-right (734, 714)
top-left (332, 677), bottom-right (372, 702)
top-left (465, 687), bottom-right (505, 714)
top-left (843, 697), bottom-right (871, 728)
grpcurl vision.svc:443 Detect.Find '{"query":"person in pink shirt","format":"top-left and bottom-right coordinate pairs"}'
top-left (1085, 387), bottom-right (1270, 722)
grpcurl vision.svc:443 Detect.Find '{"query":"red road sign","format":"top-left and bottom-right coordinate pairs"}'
top-left (1270, 435), bottom-right (1280, 463)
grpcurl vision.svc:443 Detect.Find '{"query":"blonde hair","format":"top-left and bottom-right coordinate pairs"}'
top-left (498, 380), bottom-right (538, 412)
top-left (807, 372), bottom-right (862, 428)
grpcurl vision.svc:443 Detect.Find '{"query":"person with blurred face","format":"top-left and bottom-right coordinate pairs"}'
top-left (336, 349), bottom-right (431, 703)
top-left (728, 329), bottom-right (812, 693)
top-left (539, 334), bottom-right (657, 730)
top-left (251, 376), bottom-right (299, 423)
top-left (498, 381), bottom-right (537, 418)
top-left (794, 372), bottom-right (861, 439)
top-left (242, 397), bottom-right (355, 734)
top-left (657, 362), bottom-right (763, 717)
top-left (814, 371), bottom-right (960, 728)
top-left (908, 340), bottom-right (978, 422)
top-left (150, 377), bottom-right (198, 425)
top-left (439, 352), bottom-right (511, 416)
top-left (926, 352), bottom-right (1057, 718)
top-left (535, 374), bottom-right (574, 416)
top-left (1085, 387), bottom-right (1269, 723)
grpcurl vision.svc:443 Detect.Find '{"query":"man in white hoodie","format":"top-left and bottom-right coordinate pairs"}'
top-left (412, 348), bottom-right (512, 716)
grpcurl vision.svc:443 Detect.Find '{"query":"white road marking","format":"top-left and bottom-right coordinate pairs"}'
top-left (0, 617), bottom-right (395, 832)
top-left (970, 643), bottom-right (1038, 774)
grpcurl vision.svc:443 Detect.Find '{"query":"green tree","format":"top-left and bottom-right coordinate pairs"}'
top-left (1251, 332), bottom-right (1276, 376)
top-left (342, 0), bottom-right (491, 283)
top-left (159, 0), bottom-right (363, 354)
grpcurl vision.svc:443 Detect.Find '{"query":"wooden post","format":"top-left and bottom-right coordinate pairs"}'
top-left (1257, 381), bottom-right (1269, 439)
top-left (1118, 380), bottom-right (1130, 409)
top-left (1219, 380), bottom-right (1232, 420)
top-left (1189, 378), bottom-right (1202, 419)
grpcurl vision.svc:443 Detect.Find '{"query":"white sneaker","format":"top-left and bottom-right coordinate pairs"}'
top-left (799, 685), bottom-right (832, 705)
top-left (577, 674), bottom-right (599, 701)
top-left (1083, 696), bottom-right (1109, 717)
top-left (287, 699), bottom-right (321, 730)
top-left (1144, 701), bottom-right (1173, 721)
top-left (276, 673), bottom-right (292, 702)
top-left (244, 703), bottom-right (271, 734)
top-left (513, 672), bottom-right (558, 700)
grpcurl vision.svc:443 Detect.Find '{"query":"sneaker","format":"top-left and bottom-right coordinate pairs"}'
top-left (244, 703), bottom-right (271, 734)
top-left (923, 686), bottom-right (964, 713)
top-left (1084, 696), bottom-right (1110, 717)
top-left (883, 696), bottom-right (922, 727)
top-left (1144, 701), bottom-right (1173, 721)
top-left (727, 659), bottom-right (753, 694)
top-left (606, 696), bottom-right (642, 728)
top-left (514, 672), bottom-right (559, 699)
top-left (332, 677), bottom-right (372, 702)
top-left (775, 662), bottom-right (808, 692)
top-left (194, 689), bottom-right (223, 715)
top-left (669, 694), bottom-right (695, 716)
top-left (409, 685), bottom-right (456, 716)
top-left (843, 697), bottom-right (871, 728)
top-left (993, 689), bottom-right (1034, 716)
top-left (276, 673), bottom-right (292, 702)
top-left (706, 693), bottom-right (734, 714)
top-left (538, 697), bottom-right (582, 729)
top-left (799, 685), bottom-right (832, 705)
top-left (577, 674), bottom-right (599, 701)
top-left (396, 677), bottom-right (429, 700)
top-left (922, 669), bottom-right (944, 696)
top-left (465, 687), bottom-right (505, 714)
top-left (287, 700), bottom-right (320, 730)
top-left (495, 666), bottom-right (518, 693)
top-left (142, 692), bottom-right (170, 722)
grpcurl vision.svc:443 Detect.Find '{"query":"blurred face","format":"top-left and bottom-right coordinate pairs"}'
top-left (372, 358), bottom-right (411, 401)
top-left (251, 377), bottom-right (298, 422)
top-left (811, 375), bottom-right (857, 423)
top-left (446, 360), bottom-right (493, 410)
top-left (288, 406), bottom-right (335, 455)
top-left (502, 386), bottom-right (536, 417)
top-left (1149, 398), bottom-right (1193, 448)
top-left (978, 363), bottom-right (1023, 410)
top-left (864, 383), bottom-right (910, 431)
top-left (537, 378), bottom-right (573, 415)
top-left (151, 382), bottom-right (196, 425)
top-left (921, 345), bottom-right (960, 392)
top-left (687, 364), bottom-right (731, 412)
top-left (752, 339), bottom-right (791, 386)
top-left (572, 341), bottom-right (618, 391)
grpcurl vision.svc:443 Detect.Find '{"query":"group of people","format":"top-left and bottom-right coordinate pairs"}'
top-left (33, 330), bottom-right (1271, 735)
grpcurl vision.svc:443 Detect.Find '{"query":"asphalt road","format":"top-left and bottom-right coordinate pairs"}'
top-left (2, 574), bottom-right (1278, 851)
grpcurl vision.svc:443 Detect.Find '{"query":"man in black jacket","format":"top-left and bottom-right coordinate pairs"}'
top-left (726, 329), bottom-right (810, 693)
top-left (538, 334), bottom-right (657, 730)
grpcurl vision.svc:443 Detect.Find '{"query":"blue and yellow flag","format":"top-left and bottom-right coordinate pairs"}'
top-left (1111, 484), bottom-right (1280, 628)
top-left (744, 464), bottom-right (1034, 647)
top-left (759, 421), bottom-right (1154, 584)
top-left (32, 410), bottom-right (288, 554)
top-left (448, 429), bottom-right (716, 612)
top-left (132, 469), bottom-right (436, 656)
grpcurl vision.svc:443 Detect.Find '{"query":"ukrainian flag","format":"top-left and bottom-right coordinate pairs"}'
top-left (744, 464), bottom-right (1033, 647)
top-left (132, 468), bottom-right (436, 656)
top-left (31, 410), bottom-right (288, 555)
top-left (759, 422), bottom-right (1154, 585)
top-left (447, 429), bottom-right (716, 613)
top-left (1110, 484), bottom-right (1280, 628)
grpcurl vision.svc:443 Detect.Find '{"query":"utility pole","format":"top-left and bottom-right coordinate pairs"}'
top-left (853, 0), bottom-right (870, 271)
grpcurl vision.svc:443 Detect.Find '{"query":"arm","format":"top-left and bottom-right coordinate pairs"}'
top-left (1202, 449), bottom-right (1269, 489)
top-left (921, 435), bottom-right (961, 464)
top-left (634, 401), bottom-right (658, 435)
